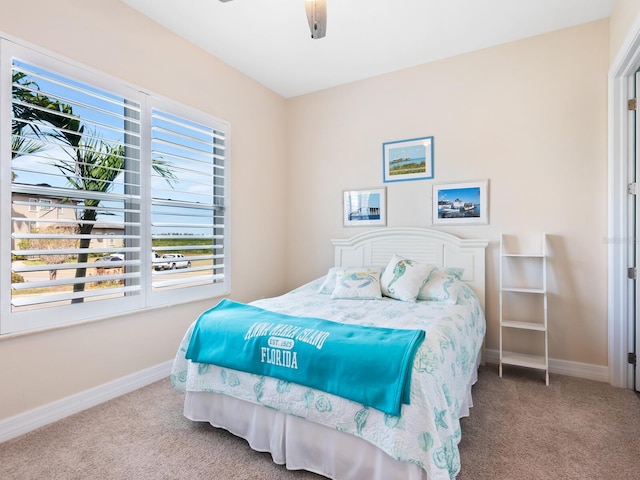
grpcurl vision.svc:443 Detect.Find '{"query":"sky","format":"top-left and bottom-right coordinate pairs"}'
top-left (389, 144), bottom-right (426, 161)
top-left (347, 191), bottom-right (380, 210)
top-left (386, 137), bottom-right (432, 162)
top-left (438, 186), bottom-right (480, 204)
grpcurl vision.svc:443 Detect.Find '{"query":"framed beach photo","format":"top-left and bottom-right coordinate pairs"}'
top-left (383, 136), bottom-right (434, 183)
top-left (432, 180), bottom-right (489, 225)
top-left (343, 188), bottom-right (387, 227)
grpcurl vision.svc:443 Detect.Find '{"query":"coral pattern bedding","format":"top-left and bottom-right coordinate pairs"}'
top-left (172, 275), bottom-right (486, 480)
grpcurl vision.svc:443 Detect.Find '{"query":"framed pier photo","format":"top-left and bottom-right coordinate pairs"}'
top-left (343, 188), bottom-right (387, 227)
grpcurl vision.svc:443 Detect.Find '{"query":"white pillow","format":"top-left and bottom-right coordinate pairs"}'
top-left (318, 265), bottom-right (384, 294)
top-left (318, 267), bottom-right (343, 294)
top-left (331, 267), bottom-right (383, 299)
top-left (380, 255), bottom-right (436, 302)
top-left (417, 267), bottom-right (464, 303)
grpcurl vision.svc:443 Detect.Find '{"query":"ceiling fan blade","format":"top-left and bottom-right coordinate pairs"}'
top-left (305, 0), bottom-right (327, 39)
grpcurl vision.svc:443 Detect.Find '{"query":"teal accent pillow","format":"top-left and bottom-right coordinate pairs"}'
top-left (380, 255), bottom-right (436, 302)
top-left (331, 267), bottom-right (383, 299)
top-left (417, 267), bottom-right (465, 303)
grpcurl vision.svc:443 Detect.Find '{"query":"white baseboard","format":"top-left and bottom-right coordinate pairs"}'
top-left (483, 349), bottom-right (609, 383)
top-left (0, 352), bottom-right (610, 444)
top-left (0, 360), bottom-right (173, 443)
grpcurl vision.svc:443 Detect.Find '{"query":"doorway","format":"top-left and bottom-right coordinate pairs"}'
top-left (609, 28), bottom-right (640, 391)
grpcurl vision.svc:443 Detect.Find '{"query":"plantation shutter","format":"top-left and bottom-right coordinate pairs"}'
top-left (150, 106), bottom-right (227, 292)
top-left (2, 39), bottom-right (231, 335)
top-left (10, 59), bottom-right (142, 311)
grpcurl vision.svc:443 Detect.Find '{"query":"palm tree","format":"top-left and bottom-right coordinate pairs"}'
top-left (46, 121), bottom-right (174, 301)
top-left (11, 70), bottom-right (176, 302)
top-left (52, 133), bottom-right (126, 300)
top-left (11, 71), bottom-right (46, 160)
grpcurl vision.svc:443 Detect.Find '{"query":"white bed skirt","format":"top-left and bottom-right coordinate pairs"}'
top-left (185, 391), bottom-right (426, 480)
top-left (183, 365), bottom-right (478, 480)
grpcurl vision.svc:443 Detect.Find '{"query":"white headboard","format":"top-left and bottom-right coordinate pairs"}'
top-left (332, 227), bottom-right (489, 309)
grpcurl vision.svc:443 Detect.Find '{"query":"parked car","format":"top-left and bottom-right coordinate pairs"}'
top-left (94, 254), bottom-right (124, 273)
top-left (154, 253), bottom-right (191, 271)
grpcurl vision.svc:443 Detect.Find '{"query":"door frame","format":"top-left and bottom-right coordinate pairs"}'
top-left (609, 15), bottom-right (640, 389)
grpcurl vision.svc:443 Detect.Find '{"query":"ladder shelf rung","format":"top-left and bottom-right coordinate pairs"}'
top-left (501, 352), bottom-right (548, 370)
top-left (501, 320), bottom-right (546, 331)
top-left (501, 287), bottom-right (545, 294)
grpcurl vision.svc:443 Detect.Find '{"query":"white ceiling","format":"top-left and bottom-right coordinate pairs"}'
top-left (122, 0), bottom-right (616, 98)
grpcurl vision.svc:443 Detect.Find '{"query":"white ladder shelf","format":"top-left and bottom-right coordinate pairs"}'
top-left (499, 233), bottom-right (549, 385)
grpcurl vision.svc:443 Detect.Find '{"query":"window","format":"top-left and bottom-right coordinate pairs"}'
top-left (150, 105), bottom-right (227, 294)
top-left (38, 199), bottom-right (53, 211)
top-left (1, 39), bottom-right (230, 334)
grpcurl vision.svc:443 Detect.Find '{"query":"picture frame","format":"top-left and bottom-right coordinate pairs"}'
top-left (343, 188), bottom-right (387, 227)
top-left (383, 136), bottom-right (434, 183)
top-left (432, 180), bottom-right (489, 225)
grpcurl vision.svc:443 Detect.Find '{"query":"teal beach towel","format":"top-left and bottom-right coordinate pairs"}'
top-left (185, 298), bottom-right (425, 416)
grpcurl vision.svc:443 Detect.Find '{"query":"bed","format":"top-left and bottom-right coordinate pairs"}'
top-left (171, 227), bottom-right (488, 480)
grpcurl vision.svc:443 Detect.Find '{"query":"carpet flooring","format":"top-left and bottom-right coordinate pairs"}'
top-left (1, 365), bottom-right (639, 479)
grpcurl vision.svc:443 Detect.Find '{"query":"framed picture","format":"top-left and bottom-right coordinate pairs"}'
top-left (432, 180), bottom-right (489, 225)
top-left (383, 136), bottom-right (434, 183)
top-left (343, 188), bottom-right (387, 227)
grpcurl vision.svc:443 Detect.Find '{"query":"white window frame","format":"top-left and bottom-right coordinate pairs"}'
top-left (0, 38), bottom-right (230, 335)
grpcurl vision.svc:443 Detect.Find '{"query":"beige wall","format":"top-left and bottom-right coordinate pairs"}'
top-left (286, 20), bottom-right (610, 366)
top-left (610, 0), bottom-right (640, 62)
top-left (0, 0), bottom-right (287, 420)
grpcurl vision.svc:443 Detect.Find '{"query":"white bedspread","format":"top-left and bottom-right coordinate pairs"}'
top-left (171, 278), bottom-right (485, 480)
